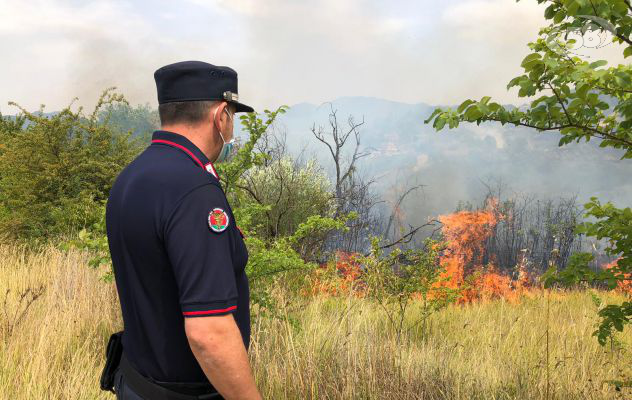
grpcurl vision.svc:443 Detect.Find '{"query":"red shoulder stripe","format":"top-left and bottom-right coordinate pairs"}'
top-left (152, 139), bottom-right (204, 169)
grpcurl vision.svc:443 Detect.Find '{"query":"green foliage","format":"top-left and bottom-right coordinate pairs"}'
top-left (541, 252), bottom-right (609, 287)
top-left (424, 0), bottom-right (632, 348)
top-left (0, 88), bottom-right (143, 239)
top-left (234, 158), bottom-right (335, 242)
top-left (594, 302), bottom-right (632, 345)
top-left (63, 201), bottom-right (113, 283)
top-left (244, 211), bottom-right (353, 319)
top-left (425, 1), bottom-right (632, 159)
top-left (0, 111), bottom-right (26, 144)
top-left (577, 197), bottom-right (632, 275)
top-left (218, 105), bottom-right (289, 196)
top-left (97, 102), bottom-right (159, 140)
top-left (362, 237), bottom-right (459, 343)
top-left (290, 212), bottom-right (356, 260)
top-left (244, 235), bottom-right (313, 320)
top-left (542, 196), bottom-right (631, 344)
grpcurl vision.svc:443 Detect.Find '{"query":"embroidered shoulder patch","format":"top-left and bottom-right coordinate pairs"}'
top-left (208, 208), bottom-right (229, 233)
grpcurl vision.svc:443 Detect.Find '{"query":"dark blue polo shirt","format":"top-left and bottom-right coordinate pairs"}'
top-left (106, 130), bottom-right (250, 388)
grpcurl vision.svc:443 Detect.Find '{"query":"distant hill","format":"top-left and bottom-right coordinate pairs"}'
top-left (5, 96), bottom-right (629, 229)
top-left (238, 96), bottom-right (631, 229)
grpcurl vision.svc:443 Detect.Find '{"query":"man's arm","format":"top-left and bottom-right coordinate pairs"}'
top-left (184, 314), bottom-right (262, 400)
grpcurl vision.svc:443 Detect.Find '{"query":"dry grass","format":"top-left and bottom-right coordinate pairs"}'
top-left (250, 288), bottom-right (631, 400)
top-left (0, 244), bottom-right (119, 399)
top-left (0, 244), bottom-right (630, 399)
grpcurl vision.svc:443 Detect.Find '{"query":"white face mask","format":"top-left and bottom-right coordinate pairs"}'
top-left (212, 106), bottom-right (235, 163)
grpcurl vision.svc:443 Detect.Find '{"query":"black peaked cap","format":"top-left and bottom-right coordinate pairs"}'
top-left (154, 60), bottom-right (254, 113)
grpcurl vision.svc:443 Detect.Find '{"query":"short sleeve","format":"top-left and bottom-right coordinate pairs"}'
top-left (164, 183), bottom-right (237, 318)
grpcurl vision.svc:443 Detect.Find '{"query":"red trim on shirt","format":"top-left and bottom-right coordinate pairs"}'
top-left (152, 140), bottom-right (204, 169)
top-left (182, 305), bottom-right (237, 316)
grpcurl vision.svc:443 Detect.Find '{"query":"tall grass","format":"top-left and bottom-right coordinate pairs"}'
top-left (0, 244), bottom-right (119, 399)
top-left (0, 244), bottom-right (630, 399)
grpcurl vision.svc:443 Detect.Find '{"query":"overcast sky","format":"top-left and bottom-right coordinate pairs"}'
top-left (1, 0), bottom-right (627, 113)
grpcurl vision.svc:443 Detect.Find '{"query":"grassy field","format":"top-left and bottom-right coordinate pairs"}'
top-left (0, 244), bottom-right (630, 399)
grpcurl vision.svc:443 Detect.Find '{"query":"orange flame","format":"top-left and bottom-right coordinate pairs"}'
top-left (432, 197), bottom-right (517, 303)
top-left (603, 258), bottom-right (631, 295)
top-left (301, 251), bottom-right (367, 298)
top-left (301, 197), bottom-right (623, 303)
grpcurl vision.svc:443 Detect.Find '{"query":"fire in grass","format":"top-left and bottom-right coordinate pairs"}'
top-left (302, 251), bottom-right (368, 298)
top-left (302, 197), bottom-right (627, 302)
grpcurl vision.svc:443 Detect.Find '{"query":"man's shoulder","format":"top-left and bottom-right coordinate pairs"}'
top-left (130, 145), bottom-right (216, 184)
top-left (110, 145), bottom-right (221, 205)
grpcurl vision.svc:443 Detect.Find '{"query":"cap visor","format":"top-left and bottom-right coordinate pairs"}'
top-left (233, 101), bottom-right (254, 113)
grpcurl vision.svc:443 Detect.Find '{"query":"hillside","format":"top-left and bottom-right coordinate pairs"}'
top-left (7, 96), bottom-right (630, 235)
top-left (236, 96), bottom-right (631, 230)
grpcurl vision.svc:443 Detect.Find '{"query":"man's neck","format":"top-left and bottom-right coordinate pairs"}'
top-left (160, 124), bottom-right (215, 161)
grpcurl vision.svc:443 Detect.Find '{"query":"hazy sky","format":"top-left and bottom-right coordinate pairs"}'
top-left (1, 0), bottom-right (628, 113)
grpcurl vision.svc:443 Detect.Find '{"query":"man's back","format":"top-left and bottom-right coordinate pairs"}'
top-left (106, 131), bottom-right (250, 385)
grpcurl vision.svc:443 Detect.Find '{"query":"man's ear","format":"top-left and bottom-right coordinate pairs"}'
top-left (211, 101), bottom-right (225, 129)
top-left (220, 102), bottom-right (233, 129)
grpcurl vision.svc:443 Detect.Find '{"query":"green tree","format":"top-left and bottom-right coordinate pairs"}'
top-left (217, 106), bottom-right (289, 196)
top-left (0, 88), bottom-right (143, 239)
top-left (235, 157), bottom-right (335, 241)
top-left (97, 102), bottom-right (159, 140)
top-left (425, 0), bottom-right (631, 346)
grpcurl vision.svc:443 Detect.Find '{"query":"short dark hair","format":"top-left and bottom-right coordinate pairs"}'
top-left (158, 100), bottom-right (218, 126)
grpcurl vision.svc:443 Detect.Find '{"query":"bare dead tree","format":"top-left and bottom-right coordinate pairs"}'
top-left (373, 219), bottom-right (442, 254)
top-left (337, 171), bottom-right (382, 252)
top-left (310, 103), bottom-right (370, 217)
top-left (310, 104), bottom-right (439, 255)
top-left (308, 104), bottom-right (384, 253)
top-left (369, 174), bottom-right (444, 253)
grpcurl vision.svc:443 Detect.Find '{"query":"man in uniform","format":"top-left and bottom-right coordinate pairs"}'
top-left (106, 61), bottom-right (263, 400)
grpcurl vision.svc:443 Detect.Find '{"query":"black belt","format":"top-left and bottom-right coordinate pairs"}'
top-left (119, 353), bottom-right (223, 400)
